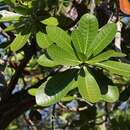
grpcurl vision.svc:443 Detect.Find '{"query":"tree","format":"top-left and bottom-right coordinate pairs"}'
top-left (0, 0), bottom-right (130, 130)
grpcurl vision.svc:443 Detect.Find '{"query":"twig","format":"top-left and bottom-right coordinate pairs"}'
top-left (0, 92), bottom-right (35, 130)
top-left (2, 46), bottom-right (34, 100)
top-left (23, 114), bottom-right (37, 130)
top-left (90, 0), bottom-right (95, 14)
top-left (52, 104), bottom-right (56, 130)
top-left (0, 26), bottom-right (10, 41)
top-left (115, 21), bottom-right (122, 51)
top-left (114, 21), bottom-right (130, 63)
top-left (58, 102), bottom-right (88, 112)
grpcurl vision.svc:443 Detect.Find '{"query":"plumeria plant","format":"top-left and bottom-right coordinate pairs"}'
top-left (29, 13), bottom-right (130, 106)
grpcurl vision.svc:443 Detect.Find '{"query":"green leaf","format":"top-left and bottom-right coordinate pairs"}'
top-left (87, 50), bottom-right (126, 64)
top-left (41, 17), bottom-right (59, 26)
top-left (101, 85), bottom-right (119, 102)
top-left (61, 96), bottom-right (75, 102)
top-left (15, 5), bottom-right (31, 15)
top-left (4, 24), bottom-right (15, 32)
top-left (96, 60), bottom-right (130, 77)
top-left (0, 16), bottom-right (20, 22)
top-left (35, 69), bottom-right (78, 106)
top-left (47, 44), bottom-right (81, 66)
top-left (10, 33), bottom-right (30, 52)
top-left (4, 0), bottom-right (16, 5)
top-left (71, 14), bottom-right (98, 59)
top-left (46, 26), bottom-right (73, 52)
top-left (88, 23), bottom-right (117, 58)
top-left (0, 10), bottom-right (21, 22)
top-left (36, 31), bottom-right (51, 49)
top-left (78, 67), bottom-right (101, 103)
top-left (38, 54), bottom-right (59, 67)
top-left (71, 30), bottom-right (88, 61)
top-left (28, 88), bottom-right (38, 96)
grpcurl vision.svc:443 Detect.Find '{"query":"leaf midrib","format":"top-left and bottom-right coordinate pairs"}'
top-left (96, 62), bottom-right (130, 74)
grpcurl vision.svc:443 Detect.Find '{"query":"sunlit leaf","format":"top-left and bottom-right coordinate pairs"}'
top-left (10, 33), bottom-right (30, 52)
top-left (87, 23), bottom-right (117, 58)
top-left (76, 14), bottom-right (98, 54)
top-left (0, 10), bottom-right (21, 22)
top-left (28, 88), bottom-right (38, 96)
top-left (101, 85), bottom-right (119, 102)
top-left (71, 14), bottom-right (98, 60)
top-left (88, 50), bottom-right (126, 64)
top-left (61, 96), bottom-right (75, 102)
top-left (78, 67), bottom-right (101, 103)
top-left (96, 60), bottom-right (130, 77)
top-left (4, 24), bottom-right (15, 32)
top-left (38, 54), bottom-right (59, 67)
top-left (36, 31), bottom-right (51, 49)
top-left (41, 17), bottom-right (59, 26)
top-left (47, 44), bottom-right (81, 66)
top-left (46, 26), bottom-right (73, 52)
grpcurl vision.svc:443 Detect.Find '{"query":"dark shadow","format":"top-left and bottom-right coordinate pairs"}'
top-left (45, 69), bottom-right (78, 96)
top-left (89, 67), bottom-right (114, 95)
top-left (119, 86), bottom-right (130, 101)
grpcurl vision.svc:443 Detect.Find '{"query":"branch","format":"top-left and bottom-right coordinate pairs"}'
top-left (2, 44), bottom-right (35, 100)
top-left (0, 65), bottom-right (63, 130)
top-left (0, 90), bottom-right (35, 130)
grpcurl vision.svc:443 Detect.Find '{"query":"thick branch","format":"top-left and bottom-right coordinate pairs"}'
top-left (0, 90), bottom-right (35, 130)
top-left (0, 67), bottom-right (61, 130)
top-left (2, 45), bottom-right (35, 100)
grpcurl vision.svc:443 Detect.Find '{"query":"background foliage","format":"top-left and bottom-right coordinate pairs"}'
top-left (0, 0), bottom-right (130, 130)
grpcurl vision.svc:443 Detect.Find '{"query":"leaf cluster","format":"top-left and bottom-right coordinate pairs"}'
top-left (29, 14), bottom-right (130, 106)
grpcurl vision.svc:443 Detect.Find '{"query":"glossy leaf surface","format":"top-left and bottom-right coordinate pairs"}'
top-left (38, 54), bottom-right (59, 67)
top-left (96, 60), bottom-right (130, 77)
top-left (10, 33), bottom-right (30, 52)
top-left (41, 17), bottom-right (59, 26)
top-left (47, 44), bottom-right (81, 66)
top-left (78, 67), bottom-right (101, 103)
top-left (88, 50), bottom-right (126, 64)
top-left (88, 23), bottom-right (117, 57)
top-left (46, 26), bottom-right (72, 51)
top-left (36, 31), bottom-right (51, 49)
top-left (71, 13), bottom-right (98, 59)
